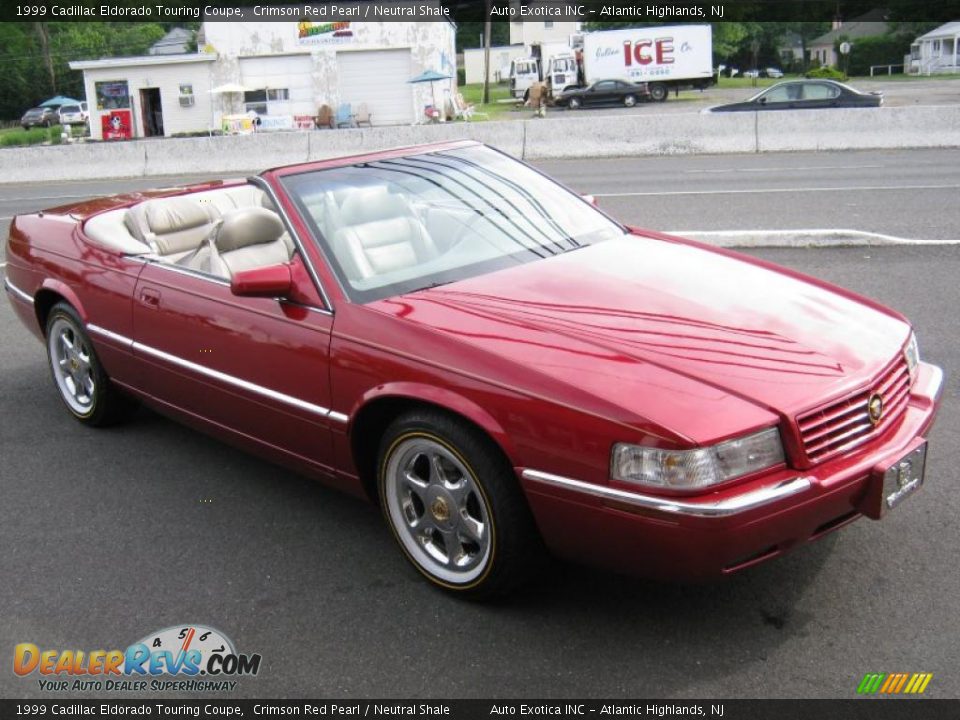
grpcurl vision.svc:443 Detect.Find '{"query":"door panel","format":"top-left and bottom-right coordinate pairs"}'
top-left (131, 261), bottom-right (337, 470)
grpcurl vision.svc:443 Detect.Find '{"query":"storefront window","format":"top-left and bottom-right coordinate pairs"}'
top-left (95, 81), bottom-right (130, 110)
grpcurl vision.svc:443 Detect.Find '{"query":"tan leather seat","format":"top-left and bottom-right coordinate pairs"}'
top-left (331, 187), bottom-right (437, 281)
top-left (205, 207), bottom-right (292, 279)
top-left (124, 196), bottom-right (216, 259)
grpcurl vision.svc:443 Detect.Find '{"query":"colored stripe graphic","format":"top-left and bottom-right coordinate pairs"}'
top-left (858, 672), bottom-right (932, 695)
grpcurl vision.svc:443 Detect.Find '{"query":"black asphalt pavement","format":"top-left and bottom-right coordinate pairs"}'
top-left (1, 242), bottom-right (957, 699)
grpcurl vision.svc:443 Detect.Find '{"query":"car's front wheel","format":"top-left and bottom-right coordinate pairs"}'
top-left (45, 302), bottom-right (136, 426)
top-left (378, 409), bottom-right (540, 597)
top-left (568, 97), bottom-right (581, 109)
top-left (624, 94), bottom-right (637, 107)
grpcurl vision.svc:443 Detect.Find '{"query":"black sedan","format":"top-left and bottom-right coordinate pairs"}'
top-left (20, 106), bottom-right (60, 129)
top-left (709, 80), bottom-right (882, 112)
top-left (557, 79), bottom-right (650, 109)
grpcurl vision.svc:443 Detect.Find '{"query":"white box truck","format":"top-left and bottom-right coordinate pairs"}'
top-left (581, 24), bottom-right (715, 102)
top-left (509, 42), bottom-right (578, 100)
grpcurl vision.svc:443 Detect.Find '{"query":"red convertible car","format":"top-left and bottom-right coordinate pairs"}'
top-left (4, 141), bottom-right (943, 596)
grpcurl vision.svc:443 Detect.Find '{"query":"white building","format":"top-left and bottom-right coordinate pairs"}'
top-left (509, 20), bottom-right (581, 47)
top-left (70, 19), bottom-right (456, 140)
top-left (463, 45), bottom-right (527, 84)
top-left (908, 21), bottom-right (960, 75)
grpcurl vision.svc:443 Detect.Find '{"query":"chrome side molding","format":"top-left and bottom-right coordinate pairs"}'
top-left (521, 469), bottom-right (812, 518)
top-left (3, 276), bottom-right (34, 305)
top-left (86, 323), bottom-right (349, 424)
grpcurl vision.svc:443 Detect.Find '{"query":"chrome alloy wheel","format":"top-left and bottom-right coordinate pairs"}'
top-left (48, 317), bottom-right (95, 415)
top-left (384, 436), bottom-right (492, 585)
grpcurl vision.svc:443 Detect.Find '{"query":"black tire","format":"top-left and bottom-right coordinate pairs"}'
top-left (624, 94), bottom-right (637, 107)
top-left (22, 125), bottom-right (29, 131)
top-left (377, 408), bottom-right (542, 598)
top-left (649, 83), bottom-right (668, 102)
top-left (45, 302), bottom-right (137, 426)
top-left (568, 97), bottom-right (582, 109)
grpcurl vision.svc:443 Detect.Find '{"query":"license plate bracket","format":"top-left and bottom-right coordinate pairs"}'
top-left (862, 440), bottom-right (927, 520)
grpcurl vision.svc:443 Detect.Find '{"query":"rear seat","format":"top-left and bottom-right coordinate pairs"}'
top-left (83, 184), bottom-right (295, 265)
top-left (124, 196), bottom-right (217, 262)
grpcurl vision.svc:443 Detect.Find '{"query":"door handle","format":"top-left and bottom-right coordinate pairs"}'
top-left (139, 287), bottom-right (161, 308)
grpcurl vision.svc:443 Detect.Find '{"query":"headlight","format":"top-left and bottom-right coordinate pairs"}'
top-left (904, 332), bottom-right (920, 383)
top-left (611, 428), bottom-right (785, 491)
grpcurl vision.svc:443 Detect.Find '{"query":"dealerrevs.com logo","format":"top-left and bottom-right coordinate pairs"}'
top-left (14, 624), bottom-right (261, 693)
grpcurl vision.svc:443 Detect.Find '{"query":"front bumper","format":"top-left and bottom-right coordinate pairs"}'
top-left (520, 361), bottom-right (944, 580)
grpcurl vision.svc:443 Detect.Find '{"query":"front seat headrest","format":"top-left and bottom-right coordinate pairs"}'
top-left (340, 187), bottom-right (409, 225)
top-left (216, 207), bottom-right (285, 253)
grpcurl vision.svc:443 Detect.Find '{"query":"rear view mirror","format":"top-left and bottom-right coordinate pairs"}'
top-left (230, 263), bottom-right (292, 298)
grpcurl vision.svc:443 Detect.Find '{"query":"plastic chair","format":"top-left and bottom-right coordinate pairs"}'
top-left (355, 103), bottom-right (372, 127)
top-left (315, 104), bottom-right (334, 129)
top-left (335, 103), bottom-right (355, 128)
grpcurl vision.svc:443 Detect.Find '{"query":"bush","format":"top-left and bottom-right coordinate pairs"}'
top-left (805, 66), bottom-right (846, 80)
top-left (0, 127), bottom-right (50, 147)
top-left (457, 67), bottom-right (466, 86)
top-left (845, 34), bottom-right (913, 76)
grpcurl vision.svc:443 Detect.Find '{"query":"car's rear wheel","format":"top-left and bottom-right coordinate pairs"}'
top-left (624, 94), bottom-right (637, 107)
top-left (378, 409), bottom-right (540, 597)
top-left (568, 97), bottom-right (581, 109)
top-left (649, 83), bottom-right (668, 102)
top-left (45, 302), bottom-right (136, 426)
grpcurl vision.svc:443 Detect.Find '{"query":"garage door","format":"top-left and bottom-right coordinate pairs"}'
top-left (337, 49), bottom-right (413, 126)
top-left (240, 55), bottom-right (314, 117)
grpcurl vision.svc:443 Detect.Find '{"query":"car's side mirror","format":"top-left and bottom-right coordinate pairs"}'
top-left (582, 194), bottom-right (598, 207)
top-left (758, 97), bottom-right (767, 105)
top-left (230, 263), bottom-right (292, 298)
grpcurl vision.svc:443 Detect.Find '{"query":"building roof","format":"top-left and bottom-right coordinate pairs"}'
top-left (916, 21), bottom-right (960, 41)
top-left (810, 9), bottom-right (891, 47)
top-left (69, 54), bottom-right (216, 71)
top-left (149, 27), bottom-right (193, 56)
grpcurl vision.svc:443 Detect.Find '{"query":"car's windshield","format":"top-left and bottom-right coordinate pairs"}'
top-left (280, 145), bottom-right (626, 303)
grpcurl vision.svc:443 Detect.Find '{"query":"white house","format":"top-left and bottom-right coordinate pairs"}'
top-left (70, 18), bottom-right (456, 140)
top-left (808, 9), bottom-right (890, 68)
top-left (908, 21), bottom-right (960, 75)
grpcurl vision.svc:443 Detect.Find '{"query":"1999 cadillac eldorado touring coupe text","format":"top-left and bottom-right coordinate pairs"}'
top-left (4, 142), bottom-right (943, 596)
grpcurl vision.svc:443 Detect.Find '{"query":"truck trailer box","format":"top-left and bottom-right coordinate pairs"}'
top-left (583, 24), bottom-right (714, 85)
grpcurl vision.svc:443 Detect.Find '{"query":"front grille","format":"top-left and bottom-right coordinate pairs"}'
top-left (797, 355), bottom-right (911, 463)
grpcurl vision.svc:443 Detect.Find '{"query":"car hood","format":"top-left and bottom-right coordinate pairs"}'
top-left (371, 234), bottom-right (908, 439)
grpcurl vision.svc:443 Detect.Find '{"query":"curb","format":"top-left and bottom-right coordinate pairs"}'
top-left (669, 229), bottom-right (960, 248)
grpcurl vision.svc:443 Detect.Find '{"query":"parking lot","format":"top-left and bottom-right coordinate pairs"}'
top-left (1, 150), bottom-right (958, 699)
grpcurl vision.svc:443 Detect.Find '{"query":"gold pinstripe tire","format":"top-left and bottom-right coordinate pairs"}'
top-left (377, 409), bottom-right (541, 598)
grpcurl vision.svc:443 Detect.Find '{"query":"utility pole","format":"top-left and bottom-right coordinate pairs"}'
top-left (483, 0), bottom-right (492, 104)
top-left (35, 22), bottom-right (57, 93)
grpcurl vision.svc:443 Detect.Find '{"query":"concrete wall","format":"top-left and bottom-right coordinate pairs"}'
top-left (756, 105), bottom-right (960, 152)
top-left (3, 105), bottom-right (959, 184)
top-left (524, 112), bottom-right (756, 158)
